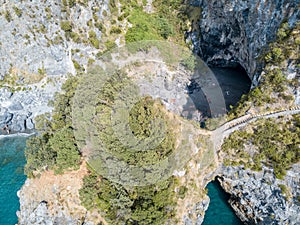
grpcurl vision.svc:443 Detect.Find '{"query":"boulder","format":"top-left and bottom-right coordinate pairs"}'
top-left (0, 110), bottom-right (13, 124)
top-left (9, 102), bottom-right (23, 111)
top-left (25, 118), bottom-right (35, 130)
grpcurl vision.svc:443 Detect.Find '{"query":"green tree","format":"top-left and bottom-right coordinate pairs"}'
top-left (49, 127), bottom-right (80, 173)
top-left (24, 135), bottom-right (56, 177)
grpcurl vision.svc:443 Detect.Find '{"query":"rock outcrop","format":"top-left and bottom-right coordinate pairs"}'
top-left (191, 0), bottom-right (299, 81)
top-left (218, 165), bottom-right (300, 224)
top-left (0, 0), bottom-right (109, 133)
top-left (0, 81), bottom-right (60, 133)
top-left (17, 162), bottom-right (106, 225)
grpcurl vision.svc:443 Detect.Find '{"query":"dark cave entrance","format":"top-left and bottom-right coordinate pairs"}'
top-left (210, 65), bottom-right (251, 112)
top-left (182, 64), bottom-right (251, 120)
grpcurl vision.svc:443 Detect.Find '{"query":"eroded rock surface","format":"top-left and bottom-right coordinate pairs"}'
top-left (218, 165), bottom-right (300, 225)
top-left (0, 0), bottom-right (109, 133)
top-left (17, 162), bottom-right (106, 225)
top-left (191, 0), bottom-right (299, 80)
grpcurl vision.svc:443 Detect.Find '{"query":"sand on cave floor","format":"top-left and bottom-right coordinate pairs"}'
top-left (20, 161), bottom-right (108, 225)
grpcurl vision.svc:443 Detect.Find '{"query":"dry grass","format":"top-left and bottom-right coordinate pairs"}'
top-left (19, 161), bottom-right (108, 225)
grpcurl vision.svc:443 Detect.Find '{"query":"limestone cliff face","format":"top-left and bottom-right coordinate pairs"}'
top-left (0, 0), bottom-right (109, 133)
top-left (192, 0), bottom-right (299, 82)
top-left (218, 165), bottom-right (300, 225)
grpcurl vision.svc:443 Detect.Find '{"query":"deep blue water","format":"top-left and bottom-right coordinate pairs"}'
top-left (203, 180), bottom-right (244, 225)
top-left (0, 136), bottom-right (27, 225)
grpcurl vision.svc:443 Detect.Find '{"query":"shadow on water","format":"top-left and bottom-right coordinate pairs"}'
top-left (203, 180), bottom-right (244, 225)
top-left (182, 65), bottom-right (251, 120)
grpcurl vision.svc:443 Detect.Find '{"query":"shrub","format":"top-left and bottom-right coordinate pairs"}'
top-left (80, 170), bottom-right (177, 224)
top-left (49, 127), bottom-right (80, 173)
top-left (60, 21), bottom-right (72, 32)
top-left (110, 26), bottom-right (122, 34)
top-left (4, 10), bottom-right (12, 22)
top-left (223, 118), bottom-right (300, 179)
top-left (13, 6), bottom-right (22, 17)
top-left (24, 76), bottom-right (80, 176)
top-left (88, 30), bottom-right (100, 48)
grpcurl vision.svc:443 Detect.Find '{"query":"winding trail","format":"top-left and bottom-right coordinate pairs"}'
top-left (210, 105), bottom-right (300, 155)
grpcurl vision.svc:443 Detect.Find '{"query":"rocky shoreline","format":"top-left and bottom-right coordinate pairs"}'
top-left (217, 164), bottom-right (300, 225)
top-left (0, 79), bottom-right (61, 134)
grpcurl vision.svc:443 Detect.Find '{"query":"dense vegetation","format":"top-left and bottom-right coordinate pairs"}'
top-left (77, 69), bottom-right (179, 224)
top-left (80, 169), bottom-right (177, 225)
top-left (94, 75), bottom-right (176, 166)
top-left (113, 0), bottom-right (190, 44)
top-left (24, 65), bottom-right (179, 224)
top-left (24, 76), bottom-right (81, 176)
top-left (222, 115), bottom-right (300, 179)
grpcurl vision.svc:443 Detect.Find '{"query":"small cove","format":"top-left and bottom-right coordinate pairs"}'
top-left (203, 180), bottom-right (244, 225)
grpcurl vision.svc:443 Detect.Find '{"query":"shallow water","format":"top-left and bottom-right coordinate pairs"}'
top-left (0, 136), bottom-right (27, 225)
top-left (203, 181), bottom-right (244, 225)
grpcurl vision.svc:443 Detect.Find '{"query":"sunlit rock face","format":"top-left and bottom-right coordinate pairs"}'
top-left (192, 0), bottom-right (299, 81)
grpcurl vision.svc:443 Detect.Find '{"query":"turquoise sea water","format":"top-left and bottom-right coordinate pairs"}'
top-left (203, 181), bottom-right (243, 225)
top-left (0, 136), bottom-right (27, 225)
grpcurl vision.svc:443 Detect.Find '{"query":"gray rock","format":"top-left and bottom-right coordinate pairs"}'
top-left (11, 120), bottom-right (25, 132)
top-left (0, 110), bottom-right (13, 124)
top-left (20, 201), bottom-right (54, 225)
top-left (218, 165), bottom-right (300, 225)
top-left (192, 0), bottom-right (299, 80)
top-left (25, 118), bottom-right (34, 130)
top-left (0, 89), bottom-right (13, 99)
top-left (9, 102), bottom-right (23, 111)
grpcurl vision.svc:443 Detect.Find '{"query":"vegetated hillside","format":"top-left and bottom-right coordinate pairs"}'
top-left (222, 115), bottom-right (300, 179)
top-left (0, 0), bottom-right (195, 133)
top-left (0, 0), bottom-right (193, 80)
top-left (78, 71), bottom-right (179, 224)
top-left (228, 22), bottom-right (300, 119)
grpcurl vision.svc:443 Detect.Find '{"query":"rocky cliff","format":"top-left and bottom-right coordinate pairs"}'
top-left (218, 164), bottom-right (300, 225)
top-left (17, 162), bottom-right (107, 225)
top-left (0, 0), bottom-right (110, 133)
top-left (188, 1), bottom-right (300, 224)
top-left (191, 0), bottom-right (299, 83)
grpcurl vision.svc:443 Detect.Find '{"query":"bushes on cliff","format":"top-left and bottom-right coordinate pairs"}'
top-left (123, 0), bottom-right (188, 43)
top-left (228, 23), bottom-right (299, 119)
top-left (222, 116), bottom-right (300, 179)
top-left (24, 136), bottom-right (56, 176)
top-left (80, 169), bottom-right (177, 225)
top-left (24, 76), bottom-right (81, 176)
top-left (77, 69), bottom-right (179, 224)
top-left (48, 127), bottom-right (80, 173)
top-left (125, 8), bottom-right (170, 42)
top-left (85, 70), bottom-right (177, 169)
